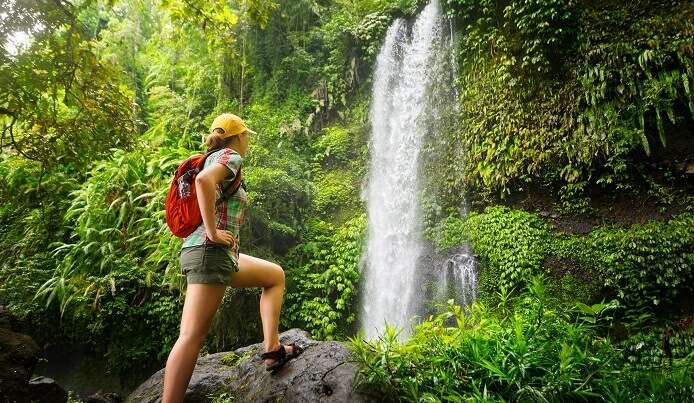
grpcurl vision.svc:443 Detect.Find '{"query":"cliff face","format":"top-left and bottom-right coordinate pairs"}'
top-left (128, 329), bottom-right (374, 403)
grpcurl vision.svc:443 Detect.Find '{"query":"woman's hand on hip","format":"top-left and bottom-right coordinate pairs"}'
top-left (207, 228), bottom-right (234, 246)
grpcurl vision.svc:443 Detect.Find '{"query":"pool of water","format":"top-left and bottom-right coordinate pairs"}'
top-left (34, 343), bottom-right (160, 398)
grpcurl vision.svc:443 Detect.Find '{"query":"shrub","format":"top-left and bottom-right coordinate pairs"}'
top-left (351, 277), bottom-right (624, 401)
top-left (430, 207), bottom-right (694, 310)
top-left (351, 276), bottom-right (694, 402)
top-left (284, 214), bottom-right (366, 339)
top-left (430, 207), bottom-right (551, 303)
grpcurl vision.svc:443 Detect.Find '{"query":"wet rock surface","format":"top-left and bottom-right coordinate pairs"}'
top-left (128, 329), bottom-right (374, 403)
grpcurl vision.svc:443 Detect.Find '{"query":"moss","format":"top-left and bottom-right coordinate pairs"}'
top-left (208, 390), bottom-right (235, 403)
top-left (220, 351), bottom-right (253, 367)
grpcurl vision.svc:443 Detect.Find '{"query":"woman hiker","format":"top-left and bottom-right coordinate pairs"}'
top-left (162, 113), bottom-right (303, 402)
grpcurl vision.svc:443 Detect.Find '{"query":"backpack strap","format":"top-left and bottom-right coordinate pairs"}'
top-left (199, 147), bottom-right (246, 202)
top-left (219, 166), bottom-right (244, 200)
top-left (191, 149), bottom-right (218, 174)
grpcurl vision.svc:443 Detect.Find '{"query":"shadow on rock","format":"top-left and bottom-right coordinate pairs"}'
top-left (127, 329), bottom-right (375, 403)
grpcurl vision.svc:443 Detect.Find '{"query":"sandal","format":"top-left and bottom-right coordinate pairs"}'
top-left (261, 343), bottom-right (305, 373)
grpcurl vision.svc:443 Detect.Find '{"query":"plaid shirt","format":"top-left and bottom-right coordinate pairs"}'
top-left (181, 148), bottom-right (248, 260)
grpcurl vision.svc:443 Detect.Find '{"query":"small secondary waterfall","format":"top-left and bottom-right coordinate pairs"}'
top-left (436, 249), bottom-right (478, 308)
top-left (360, 0), bottom-right (465, 339)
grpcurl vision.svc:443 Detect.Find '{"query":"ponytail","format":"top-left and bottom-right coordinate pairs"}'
top-left (205, 128), bottom-right (234, 152)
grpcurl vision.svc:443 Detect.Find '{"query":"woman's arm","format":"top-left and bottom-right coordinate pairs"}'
top-left (195, 163), bottom-right (234, 246)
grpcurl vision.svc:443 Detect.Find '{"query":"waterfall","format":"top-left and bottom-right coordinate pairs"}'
top-left (360, 0), bottom-right (460, 339)
top-left (436, 249), bottom-right (478, 308)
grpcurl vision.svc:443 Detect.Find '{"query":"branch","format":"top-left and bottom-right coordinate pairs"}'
top-left (1, 118), bottom-right (10, 149)
top-left (0, 107), bottom-right (16, 116)
top-left (50, 0), bottom-right (91, 37)
top-left (8, 117), bottom-right (36, 160)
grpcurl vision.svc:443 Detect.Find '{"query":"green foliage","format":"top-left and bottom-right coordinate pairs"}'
top-left (621, 325), bottom-right (694, 371)
top-left (457, 56), bottom-right (562, 194)
top-left (307, 122), bottom-right (366, 224)
top-left (557, 212), bottom-right (694, 308)
top-left (573, 2), bottom-right (694, 160)
top-left (448, 0), bottom-right (577, 79)
top-left (352, 278), bottom-right (628, 401)
top-left (2, 250), bottom-right (182, 374)
top-left (0, 156), bottom-right (77, 253)
top-left (312, 125), bottom-right (352, 166)
top-left (351, 12), bottom-right (392, 58)
top-left (243, 165), bottom-right (310, 255)
top-left (543, 273), bottom-right (598, 308)
top-left (1, 0), bottom-right (138, 167)
top-left (441, 0), bottom-right (694, 197)
top-left (431, 207), bottom-right (551, 302)
top-left (161, 0), bottom-right (278, 35)
top-left (429, 207), bottom-right (694, 311)
top-left (0, 156), bottom-right (80, 332)
top-left (76, 264), bottom-right (182, 369)
top-left (312, 169), bottom-right (357, 216)
top-left (205, 288), bottom-right (263, 352)
top-left (275, 118), bottom-right (367, 340)
top-left (426, 215), bottom-right (466, 251)
top-left (352, 277), bottom-right (694, 401)
top-left (39, 148), bottom-right (185, 315)
top-left (603, 365), bottom-right (694, 403)
top-left (0, 252), bottom-right (62, 334)
top-left (284, 214), bottom-right (366, 339)
top-left (208, 391), bottom-right (235, 403)
top-left (220, 350), bottom-right (253, 367)
top-left (66, 392), bottom-right (81, 403)
top-left (247, 0), bottom-right (420, 128)
top-left (138, 20), bottom-right (224, 150)
top-left (0, 147), bottom-right (186, 374)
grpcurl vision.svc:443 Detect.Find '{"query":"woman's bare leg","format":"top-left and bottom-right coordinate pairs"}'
top-left (230, 253), bottom-right (289, 359)
top-left (162, 283), bottom-right (226, 403)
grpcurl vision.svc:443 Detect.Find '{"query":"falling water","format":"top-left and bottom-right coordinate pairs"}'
top-left (436, 249), bottom-right (478, 308)
top-left (360, 0), bottom-right (459, 339)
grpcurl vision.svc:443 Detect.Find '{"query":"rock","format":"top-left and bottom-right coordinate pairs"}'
top-left (84, 392), bottom-right (123, 403)
top-left (128, 329), bottom-right (375, 403)
top-left (0, 308), bottom-right (41, 403)
top-left (543, 255), bottom-right (592, 283)
top-left (26, 376), bottom-right (68, 403)
top-left (0, 305), bottom-right (13, 328)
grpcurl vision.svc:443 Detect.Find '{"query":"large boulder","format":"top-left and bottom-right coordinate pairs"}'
top-left (0, 306), bottom-right (41, 403)
top-left (27, 376), bottom-right (68, 403)
top-left (128, 329), bottom-right (374, 403)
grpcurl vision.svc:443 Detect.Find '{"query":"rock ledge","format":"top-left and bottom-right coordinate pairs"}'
top-left (127, 329), bottom-right (373, 403)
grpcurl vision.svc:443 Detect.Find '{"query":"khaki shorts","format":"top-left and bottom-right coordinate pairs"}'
top-left (180, 244), bottom-right (239, 285)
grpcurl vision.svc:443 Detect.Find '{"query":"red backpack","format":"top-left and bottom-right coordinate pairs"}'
top-left (165, 148), bottom-right (243, 238)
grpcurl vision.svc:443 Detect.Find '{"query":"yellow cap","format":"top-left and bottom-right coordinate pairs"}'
top-left (210, 113), bottom-right (257, 137)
